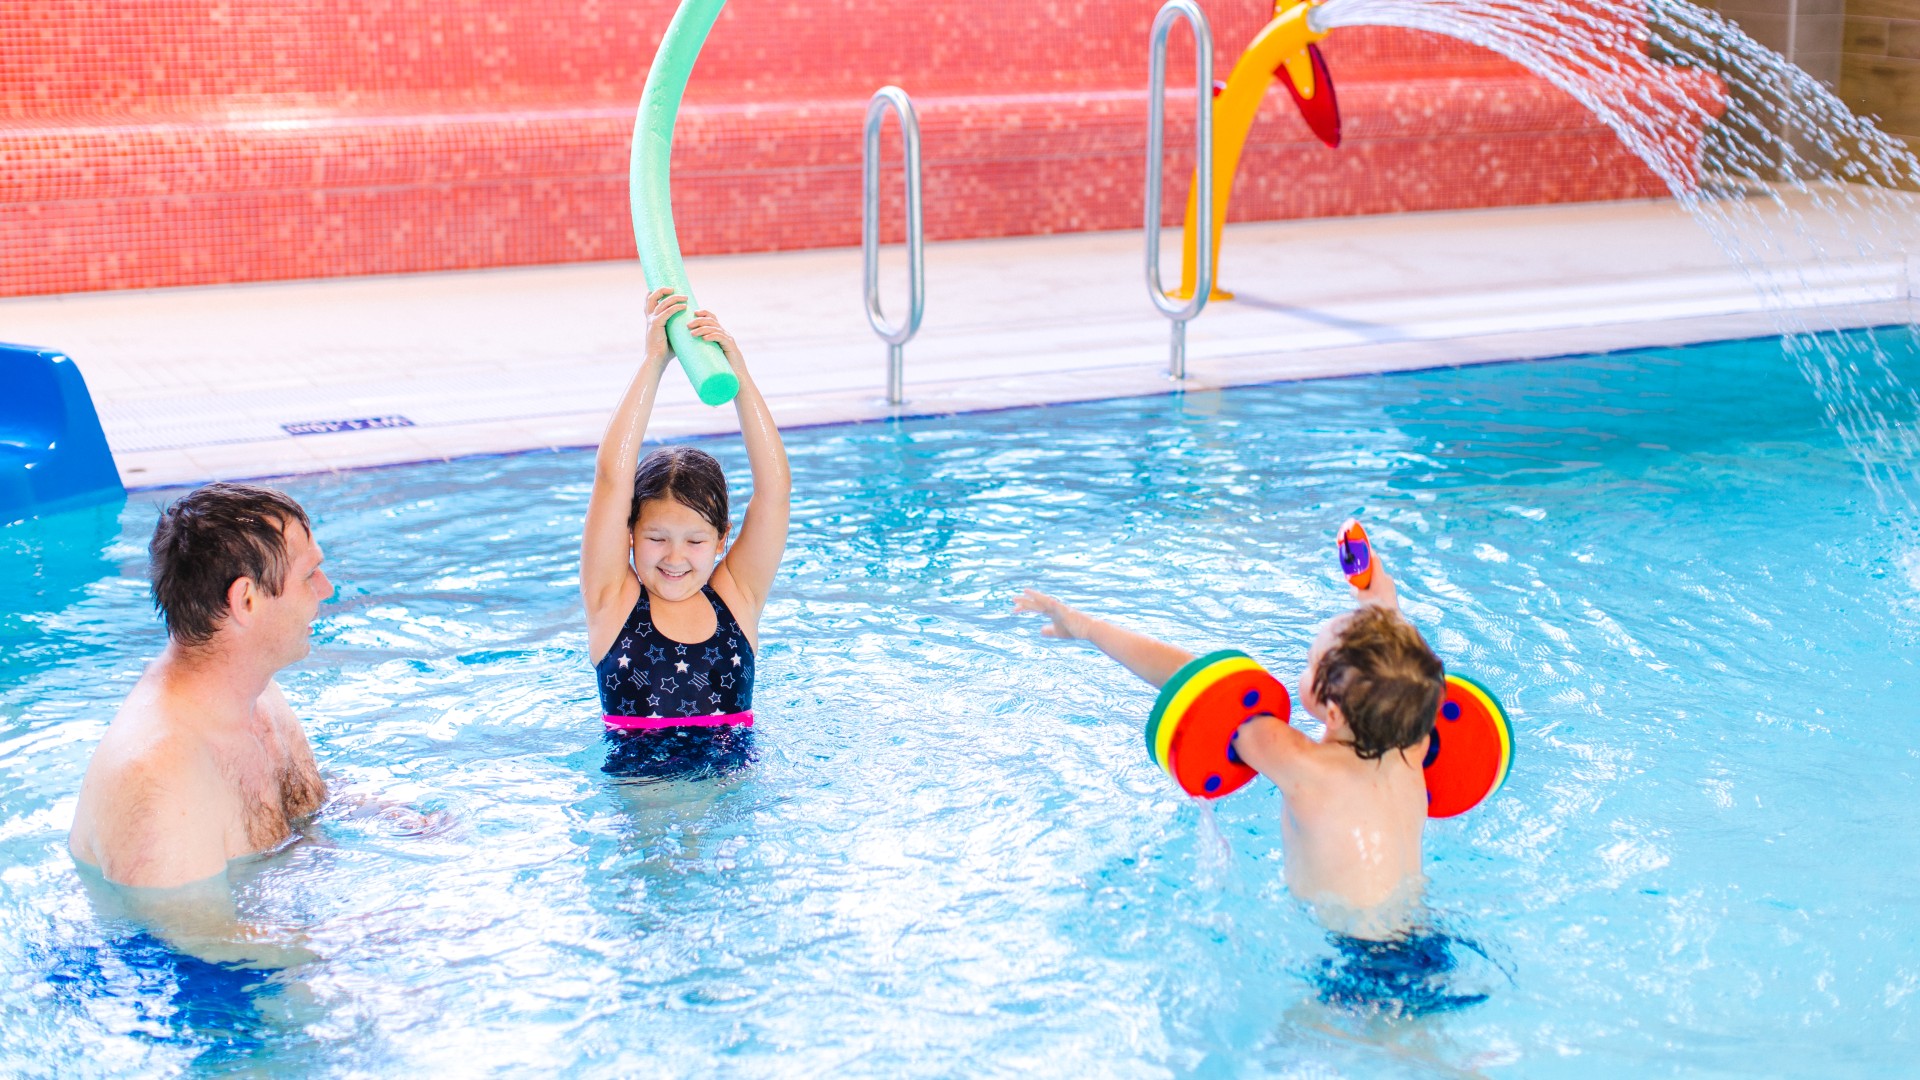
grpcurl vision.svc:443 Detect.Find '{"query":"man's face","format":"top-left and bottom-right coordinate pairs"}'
top-left (256, 522), bottom-right (331, 665)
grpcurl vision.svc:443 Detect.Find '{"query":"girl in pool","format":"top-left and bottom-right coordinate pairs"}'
top-left (580, 287), bottom-right (790, 777)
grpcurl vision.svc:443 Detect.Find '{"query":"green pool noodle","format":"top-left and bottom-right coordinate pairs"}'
top-left (630, 0), bottom-right (739, 406)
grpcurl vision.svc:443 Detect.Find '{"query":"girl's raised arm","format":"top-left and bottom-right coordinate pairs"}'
top-left (687, 309), bottom-right (790, 620)
top-left (581, 287), bottom-right (684, 625)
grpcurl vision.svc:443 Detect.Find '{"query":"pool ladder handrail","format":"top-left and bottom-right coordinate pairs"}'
top-left (863, 85), bottom-right (926, 407)
top-left (1144, 0), bottom-right (1215, 382)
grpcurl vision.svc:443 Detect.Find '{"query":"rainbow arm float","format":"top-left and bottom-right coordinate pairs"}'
top-left (1177, 1), bottom-right (1337, 300)
top-left (631, 0), bottom-right (740, 406)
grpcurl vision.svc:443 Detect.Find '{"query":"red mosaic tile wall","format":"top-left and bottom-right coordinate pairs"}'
top-left (0, 1), bottom-right (1716, 296)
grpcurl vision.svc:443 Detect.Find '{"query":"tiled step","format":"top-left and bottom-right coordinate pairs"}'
top-left (0, 0), bottom-right (1711, 296)
top-left (0, 63), bottom-right (1716, 294)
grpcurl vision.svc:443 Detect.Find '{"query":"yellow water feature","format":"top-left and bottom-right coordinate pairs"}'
top-left (1174, 1), bottom-right (1332, 300)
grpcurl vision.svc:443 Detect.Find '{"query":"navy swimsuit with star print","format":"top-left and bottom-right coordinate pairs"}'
top-left (594, 584), bottom-right (756, 779)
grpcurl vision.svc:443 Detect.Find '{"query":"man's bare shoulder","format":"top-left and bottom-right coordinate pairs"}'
top-left (87, 688), bottom-right (218, 785)
top-left (91, 724), bottom-right (215, 800)
top-left (73, 709), bottom-right (230, 888)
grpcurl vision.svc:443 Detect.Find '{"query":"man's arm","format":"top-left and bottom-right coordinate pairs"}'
top-left (1014, 590), bottom-right (1195, 688)
top-left (93, 756), bottom-right (231, 890)
top-left (83, 813), bottom-right (320, 969)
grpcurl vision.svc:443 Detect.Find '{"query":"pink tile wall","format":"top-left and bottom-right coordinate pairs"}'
top-left (0, 0), bottom-right (1718, 296)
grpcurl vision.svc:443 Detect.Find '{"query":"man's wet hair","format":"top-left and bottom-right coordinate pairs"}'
top-left (1312, 606), bottom-right (1446, 760)
top-left (630, 445), bottom-right (730, 535)
top-left (149, 483), bottom-right (313, 646)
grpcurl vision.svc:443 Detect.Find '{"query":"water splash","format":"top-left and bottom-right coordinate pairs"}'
top-left (1312, 0), bottom-right (1920, 530)
top-left (1195, 799), bottom-right (1235, 890)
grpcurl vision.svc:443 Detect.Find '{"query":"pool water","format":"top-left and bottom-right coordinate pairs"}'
top-left (3, 330), bottom-right (1917, 1076)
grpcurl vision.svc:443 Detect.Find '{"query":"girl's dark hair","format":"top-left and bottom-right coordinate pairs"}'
top-left (149, 482), bottom-right (313, 646)
top-left (1311, 606), bottom-right (1446, 761)
top-left (629, 445), bottom-right (730, 535)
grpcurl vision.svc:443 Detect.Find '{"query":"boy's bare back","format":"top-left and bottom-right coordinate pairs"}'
top-left (1235, 711), bottom-right (1429, 934)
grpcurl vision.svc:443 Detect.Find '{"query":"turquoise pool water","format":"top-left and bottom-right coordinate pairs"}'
top-left (3, 330), bottom-right (1917, 1075)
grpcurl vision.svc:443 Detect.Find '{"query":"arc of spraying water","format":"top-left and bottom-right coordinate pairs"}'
top-left (1312, 0), bottom-right (1920, 527)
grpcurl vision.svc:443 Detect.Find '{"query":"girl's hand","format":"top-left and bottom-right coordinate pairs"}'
top-left (1014, 589), bottom-right (1090, 640)
top-left (644, 287), bottom-right (689, 367)
top-left (686, 309), bottom-right (746, 370)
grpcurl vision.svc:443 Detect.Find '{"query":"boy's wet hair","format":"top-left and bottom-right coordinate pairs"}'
top-left (149, 482), bottom-right (313, 646)
top-left (1313, 606), bottom-right (1445, 760)
top-left (630, 445), bottom-right (730, 536)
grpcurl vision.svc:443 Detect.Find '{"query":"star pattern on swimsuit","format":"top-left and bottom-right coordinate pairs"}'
top-left (598, 586), bottom-right (752, 722)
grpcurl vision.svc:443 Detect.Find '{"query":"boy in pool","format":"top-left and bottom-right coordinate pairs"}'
top-left (1016, 552), bottom-right (1442, 937)
top-left (580, 287), bottom-right (790, 778)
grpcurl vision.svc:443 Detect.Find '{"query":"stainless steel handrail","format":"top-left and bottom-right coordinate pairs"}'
top-left (863, 86), bottom-right (926, 407)
top-left (1144, 0), bottom-right (1214, 381)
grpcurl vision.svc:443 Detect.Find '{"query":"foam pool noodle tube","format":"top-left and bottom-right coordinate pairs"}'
top-left (630, 0), bottom-right (739, 407)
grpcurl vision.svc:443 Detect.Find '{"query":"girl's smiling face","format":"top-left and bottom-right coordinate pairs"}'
top-left (631, 497), bottom-right (727, 602)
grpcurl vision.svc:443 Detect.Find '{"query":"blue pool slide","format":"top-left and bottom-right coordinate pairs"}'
top-left (0, 343), bottom-right (124, 522)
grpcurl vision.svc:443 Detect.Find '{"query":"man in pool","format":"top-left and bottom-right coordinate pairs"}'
top-left (69, 483), bottom-right (331, 890)
top-left (1017, 552), bottom-right (1443, 937)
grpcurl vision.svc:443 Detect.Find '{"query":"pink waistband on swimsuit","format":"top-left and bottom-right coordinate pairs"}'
top-left (604, 711), bottom-right (754, 731)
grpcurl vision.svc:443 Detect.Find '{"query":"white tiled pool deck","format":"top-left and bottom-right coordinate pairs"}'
top-left (5, 193), bottom-right (1916, 489)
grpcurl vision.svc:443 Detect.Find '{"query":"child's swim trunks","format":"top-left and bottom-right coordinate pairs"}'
top-left (1312, 931), bottom-right (1491, 1017)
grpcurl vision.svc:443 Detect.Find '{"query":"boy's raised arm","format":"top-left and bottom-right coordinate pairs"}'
top-left (1353, 555), bottom-right (1400, 611)
top-left (1014, 590), bottom-right (1194, 687)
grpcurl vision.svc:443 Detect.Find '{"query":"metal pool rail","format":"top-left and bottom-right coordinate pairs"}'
top-left (863, 86), bottom-right (926, 407)
top-left (1144, 0), bottom-right (1214, 382)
